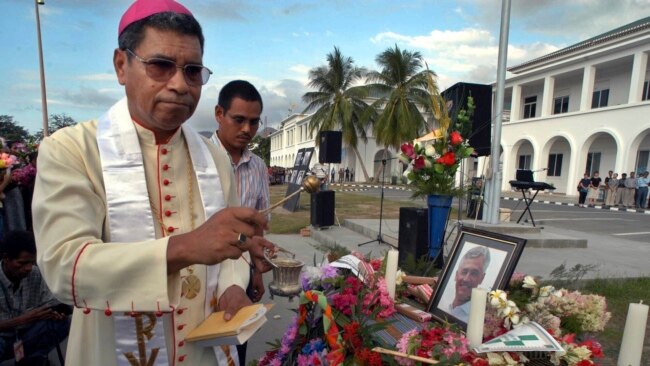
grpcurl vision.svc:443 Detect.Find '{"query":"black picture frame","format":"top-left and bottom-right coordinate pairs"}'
top-left (426, 227), bottom-right (526, 330)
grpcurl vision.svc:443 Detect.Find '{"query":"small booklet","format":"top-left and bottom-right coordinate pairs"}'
top-left (186, 304), bottom-right (271, 347)
top-left (473, 322), bottom-right (564, 353)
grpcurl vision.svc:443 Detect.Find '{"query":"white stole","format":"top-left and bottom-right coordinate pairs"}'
top-left (97, 98), bottom-right (225, 366)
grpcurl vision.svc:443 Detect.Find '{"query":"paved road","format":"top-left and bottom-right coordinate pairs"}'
top-left (337, 187), bottom-right (650, 244)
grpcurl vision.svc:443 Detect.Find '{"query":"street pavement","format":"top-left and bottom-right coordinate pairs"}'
top-left (246, 193), bottom-right (650, 362)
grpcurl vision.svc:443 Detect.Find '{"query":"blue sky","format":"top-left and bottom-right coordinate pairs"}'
top-left (2, 0), bottom-right (649, 134)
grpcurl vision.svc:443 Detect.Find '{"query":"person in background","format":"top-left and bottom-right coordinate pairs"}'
top-left (0, 231), bottom-right (70, 365)
top-left (616, 173), bottom-right (627, 207)
top-left (330, 166), bottom-right (335, 183)
top-left (603, 170), bottom-right (613, 203)
top-left (624, 172), bottom-right (637, 208)
top-left (604, 172), bottom-right (619, 207)
top-left (32, 1), bottom-right (270, 364)
top-left (338, 167), bottom-right (344, 184)
top-left (578, 173), bottom-right (591, 207)
top-left (212, 80), bottom-right (275, 366)
top-left (636, 171), bottom-right (649, 209)
top-left (586, 171), bottom-right (601, 206)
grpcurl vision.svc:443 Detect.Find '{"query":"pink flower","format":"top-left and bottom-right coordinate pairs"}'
top-left (400, 143), bottom-right (416, 159)
top-left (413, 156), bottom-right (426, 171)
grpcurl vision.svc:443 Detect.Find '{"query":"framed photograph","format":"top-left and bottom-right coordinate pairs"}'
top-left (427, 227), bottom-right (526, 329)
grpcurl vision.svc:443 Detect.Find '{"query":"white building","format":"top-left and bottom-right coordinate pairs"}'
top-left (493, 16), bottom-right (650, 195)
top-left (269, 113), bottom-right (401, 183)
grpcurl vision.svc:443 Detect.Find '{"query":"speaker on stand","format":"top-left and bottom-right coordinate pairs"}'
top-left (319, 131), bottom-right (342, 163)
top-left (397, 207), bottom-right (429, 268)
top-left (311, 190), bottom-right (335, 228)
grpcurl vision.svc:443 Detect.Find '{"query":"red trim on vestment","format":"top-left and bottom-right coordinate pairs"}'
top-left (71, 241), bottom-right (93, 307)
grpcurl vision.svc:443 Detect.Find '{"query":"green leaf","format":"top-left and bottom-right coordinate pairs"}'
top-left (434, 163), bottom-right (444, 174)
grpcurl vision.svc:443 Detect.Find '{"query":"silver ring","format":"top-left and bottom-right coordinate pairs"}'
top-left (237, 233), bottom-right (247, 244)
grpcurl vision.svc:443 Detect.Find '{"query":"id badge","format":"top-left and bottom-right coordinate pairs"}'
top-left (13, 339), bottom-right (24, 362)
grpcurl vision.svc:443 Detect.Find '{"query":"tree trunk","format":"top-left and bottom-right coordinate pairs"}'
top-left (372, 148), bottom-right (389, 184)
top-left (352, 146), bottom-right (370, 182)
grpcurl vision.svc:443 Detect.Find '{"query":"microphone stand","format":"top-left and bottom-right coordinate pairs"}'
top-left (357, 158), bottom-right (397, 248)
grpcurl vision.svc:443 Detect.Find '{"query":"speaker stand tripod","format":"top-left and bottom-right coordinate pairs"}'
top-left (358, 159), bottom-right (397, 249)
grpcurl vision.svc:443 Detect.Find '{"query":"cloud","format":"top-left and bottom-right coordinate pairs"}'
top-left (77, 73), bottom-right (117, 82)
top-left (370, 27), bottom-right (560, 85)
top-left (465, 0), bottom-right (650, 41)
top-left (57, 87), bottom-right (120, 109)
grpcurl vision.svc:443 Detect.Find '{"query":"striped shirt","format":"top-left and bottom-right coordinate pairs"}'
top-left (0, 266), bottom-right (59, 336)
top-left (210, 133), bottom-right (270, 215)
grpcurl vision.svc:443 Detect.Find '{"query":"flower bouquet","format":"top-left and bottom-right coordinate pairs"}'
top-left (256, 253), bottom-right (398, 366)
top-left (394, 273), bottom-right (609, 366)
top-left (398, 71), bottom-right (475, 198)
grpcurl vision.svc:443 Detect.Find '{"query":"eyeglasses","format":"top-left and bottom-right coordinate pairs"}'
top-left (126, 49), bottom-right (212, 86)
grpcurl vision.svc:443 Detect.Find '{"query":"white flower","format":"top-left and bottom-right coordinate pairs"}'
top-left (489, 290), bottom-right (507, 307)
top-left (424, 144), bottom-right (436, 157)
top-left (539, 285), bottom-right (554, 298)
top-left (522, 275), bottom-right (537, 289)
top-left (395, 270), bottom-right (405, 285)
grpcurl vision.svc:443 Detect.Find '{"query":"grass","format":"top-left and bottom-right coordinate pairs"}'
top-left (267, 184), bottom-right (425, 234)
top-left (267, 184), bottom-right (649, 363)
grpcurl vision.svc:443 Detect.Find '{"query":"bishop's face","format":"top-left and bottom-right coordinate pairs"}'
top-left (114, 27), bottom-right (204, 141)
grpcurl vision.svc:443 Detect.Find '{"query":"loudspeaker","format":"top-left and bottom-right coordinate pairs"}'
top-left (318, 131), bottom-right (342, 163)
top-left (398, 207), bottom-right (429, 267)
top-left (441, 82), bottom-right (492, 156)
top-left (310, 191), bottom-right (335, 227)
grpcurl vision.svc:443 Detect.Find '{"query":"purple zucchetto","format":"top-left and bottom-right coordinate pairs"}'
top-left (118, 0), bottom-right (193, 36)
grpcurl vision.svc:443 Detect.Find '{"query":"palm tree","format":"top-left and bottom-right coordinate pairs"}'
top-left (365, 45), bottom-right (434, 182)
top-left (302, 47), bottom-right (373, 182)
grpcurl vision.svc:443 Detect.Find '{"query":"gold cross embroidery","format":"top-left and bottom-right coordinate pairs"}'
top-left (124, 313), bottom-right (160, 366)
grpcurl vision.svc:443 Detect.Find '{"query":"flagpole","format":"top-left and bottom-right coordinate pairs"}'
top-left (35, 0), bottom-right (49, 137)
top-left (485, 0), bottom-right (511, 224)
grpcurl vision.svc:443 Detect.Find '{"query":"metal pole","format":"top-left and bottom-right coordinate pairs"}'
top-left (35, 0), bottom-right (49, 137)
top-left (486, 0), bottom-right (511, 224)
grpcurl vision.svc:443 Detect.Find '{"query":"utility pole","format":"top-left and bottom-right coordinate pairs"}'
top-left (35, 0), bottom-right (49, 137)
top-left (485, 0), bottom-right (511, 224)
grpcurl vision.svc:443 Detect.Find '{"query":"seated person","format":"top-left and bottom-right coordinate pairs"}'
top-left (0, 231), bottom-right (71, 364)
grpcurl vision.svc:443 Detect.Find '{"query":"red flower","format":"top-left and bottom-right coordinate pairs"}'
top-left (342, 322), bottom-right (363, 349)
top-left (436, 151), bottom-right (456, 167)
top-left (580, 339), bottom-right (603, 358)
top-left (400, 143), bottom-right (416, 158)
top-left (471, 358), bottom-right (489, 366)
top-left (575, 360), bottom-right (594, 366)
top-left (413, 156), bottom-right (426, 171)
top-left (450, 131), bottom-right (463, 145)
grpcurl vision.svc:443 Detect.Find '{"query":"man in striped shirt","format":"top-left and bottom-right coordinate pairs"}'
top-left (211, 80), bottom-right (272, 365)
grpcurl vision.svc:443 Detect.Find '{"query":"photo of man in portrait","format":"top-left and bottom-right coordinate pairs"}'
top-left (439, 245), bottom-right (491, 323)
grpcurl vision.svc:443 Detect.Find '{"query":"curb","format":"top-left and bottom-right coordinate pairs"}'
top-left (328, 183), bottom-right (650, 215)
top-left (501, 196), bottom-right (650, 214)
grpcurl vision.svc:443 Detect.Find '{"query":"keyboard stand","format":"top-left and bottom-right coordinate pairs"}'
top-left (515, 188), bottom-right (542, 227)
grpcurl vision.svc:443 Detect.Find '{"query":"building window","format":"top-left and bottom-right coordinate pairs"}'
top-left (637, 150), bottom-right (649, 172)
top-left (547, 154), bottom-right (563, 176)
top-left (585, 152), bottom-right (601, 176)
top-left (523, 96), bottom-right (537, 119)
top-left (553, 96), bottom-right (569, 114)
top-left (643, 81), bottom-right (649, 101)
top-left (518, 155), bottom-right (532, 170)
top-left (591, 89), bottom-right (609, 108)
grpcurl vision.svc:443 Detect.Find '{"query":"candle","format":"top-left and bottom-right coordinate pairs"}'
top-left (466, 287), bottom-right (487, 349)
top-left (618, 301), bottom-right (649, 366)
top-left (384, 250), bottom-right (399, 299)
